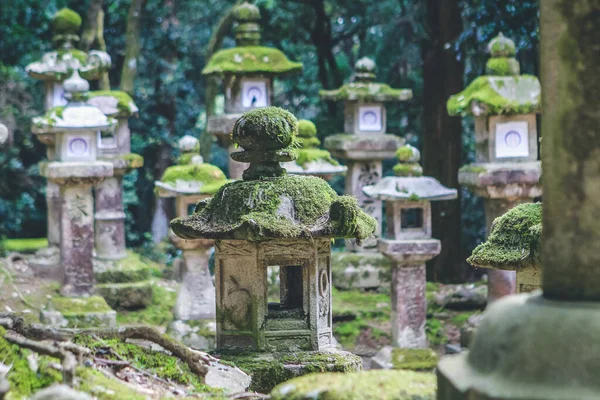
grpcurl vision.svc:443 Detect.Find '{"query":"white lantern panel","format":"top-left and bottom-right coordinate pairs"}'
top-left (242, 80), bottom-right (268, 108)
top-left (495, 121), bottom-right (529, 158)
top-left (65, 135), bottom-right (92, 158)
top-left (358, 105), bottom-right (383, 132)
top-left (97, 130), bottom-right (118, 150)
top-left (52, 83), bottom-right (67, 107)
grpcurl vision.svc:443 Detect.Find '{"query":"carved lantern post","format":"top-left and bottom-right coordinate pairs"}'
top-left (448, 33), bottom-right (542, 302)
top-left (171, 107), bottom-right (376, 354)
top-left (32, 70), bottom-right (116, 327)
top-left (364, 145), bottom-right (457, 348)
top-left (203, 2), bottom-right (302, 179)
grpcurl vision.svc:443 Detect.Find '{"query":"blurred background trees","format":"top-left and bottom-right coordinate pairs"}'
top-left (0, 0), bottom-right (539, 282)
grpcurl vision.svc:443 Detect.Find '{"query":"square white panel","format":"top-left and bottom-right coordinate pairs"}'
top-left (97, 130), bottom-right (118, 150)
top-left (358, 105), bottom-right (383, 132)
top-left (65, 135), bottom-right (92, 158)
top-left (242, 80), bottom-right (268, 108)
top-left (495, 121), bottom-right (529, 158)
top-left (52, 83), bottom-right (67, 107)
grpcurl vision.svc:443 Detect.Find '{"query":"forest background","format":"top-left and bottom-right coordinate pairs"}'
top-left (0, 0), bottom-right (539, 282)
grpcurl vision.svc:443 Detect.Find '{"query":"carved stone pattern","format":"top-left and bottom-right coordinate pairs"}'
top-left (67, 193), bottom-right (90, 223)
top-left (262, 241), bottom-right (310, 257)
top-left (217, 241), bottom-right (255, 256)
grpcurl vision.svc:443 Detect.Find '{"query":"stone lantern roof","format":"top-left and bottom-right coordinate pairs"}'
top-left (202, 2), bottom-right (302, 77)
top-left (447, 33), bottom-right (541, 117)
top-left (25, 8), bottom-right (111, 82)
top-left (155, 136), bottom-right (228, 196)
top-left (86, 91), bottom-right (139, 118)
top-left (285, 119), bottom-right (347, 175)
top-left (32, 70), bottom-right (116, 133)
top-left (171, 107), bottom-right (377, 242)
top-left (363, 145), bottom-right (457, 202)
top-left (319, 58), bottom-right (412, 102)
top-left (468, 202), bottom-right (541, 270)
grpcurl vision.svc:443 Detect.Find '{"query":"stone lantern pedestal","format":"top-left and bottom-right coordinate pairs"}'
top-left (171, 107), bottom-right (371, 391)
top-left (448, 33), bottom-right (542, 302)
top-left (26, 8), bottom-right (110, 274)
top-left (203, 2), bottom-right (302, 179)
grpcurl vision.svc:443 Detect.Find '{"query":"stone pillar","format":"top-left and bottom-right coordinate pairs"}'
top-left (46, 181), bottom-right (61, 247)
top-left (58, 182), bottom-right (96, 297)
top-left (173, 246), bottom-right (215, 320)
top-left (94, 174), bottom-right (127, 260)
top-left (391, 264), bottom-right (427, 348)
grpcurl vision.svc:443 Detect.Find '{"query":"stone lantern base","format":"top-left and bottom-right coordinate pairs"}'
top-left (39, 295), bottom-right (116, 328)
top-left (215, 348), bottom-right (362, 393)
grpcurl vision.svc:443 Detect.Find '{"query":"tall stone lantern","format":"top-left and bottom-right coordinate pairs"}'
top-left (364, 145), bottom-right (457, 349)
top-left (203, 2), bottom-right (302, 179)
top-left (32, 70), bottom-right (115, 327)
top-left (156, 135), bottom-right (229, 349)
top-left (283, 119), bottom-right (347, 180)
top-left (448, 33), bottom-right (542, 302)
top-left (322, 57), bottom-right (411, 289)
top-left (26, 8), bottom-right (111, 272)
top-left (171, 107), bottom-right (372, 384)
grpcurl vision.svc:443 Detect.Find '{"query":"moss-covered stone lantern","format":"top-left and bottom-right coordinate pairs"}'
top-left (32, 70), bottom-right (116, 327)
top-left (283, 119), bottom-right (347, 180)
top-left (170, 107), bottom-right (371, 385)
top-left (468, 202), bottom-right (542, 293)
top-left (26, 8), bottom-right (111, 271)
top-left (156, 135), bottom-right (228, 349)
top-left (203, 2), bottom-right (302, 179)
top-left (364, 145), bottom-right (457, 348)
top-left (322, 57), bottom-right (411, 290)
top-left (448, 33), bottom-right (542, 302)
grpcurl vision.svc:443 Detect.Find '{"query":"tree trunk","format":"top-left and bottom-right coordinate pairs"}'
top-left (80, 0), bottom-right (104, 53)
top-left (421, 0), bottom-right (465, 282)
top-left (96, 9), bottom-right (110, 90)
top-left (120, 0), bottom-right (147, 94)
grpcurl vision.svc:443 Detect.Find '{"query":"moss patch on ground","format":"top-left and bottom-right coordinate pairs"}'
top-left (468, 202), bottom-right (542, 270)
top-left (270, 369), bottom-right (436, 400)
top-left (203, 46), bottom-right (302, 76)
top-left (391, 348), bottom-right (438, 372)
top-left (49, 296), bottom-right (112, 314)
top-left (95, 252), bottom-right (153, 284)
top-left (1, 238), bottom-right (48, 253)
top-left (116, 284), bottom-right (177, 326)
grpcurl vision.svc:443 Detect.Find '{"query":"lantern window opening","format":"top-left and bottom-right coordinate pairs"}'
top-left (401, 207), bottom-right (424, 230)
top-left (97, 130), bottom-right (117, 150)
top-left (267, 264), bottom-right (305, 318)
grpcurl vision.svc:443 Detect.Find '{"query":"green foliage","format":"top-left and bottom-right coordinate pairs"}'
top-left (425, 318), bottom-right (448, 346)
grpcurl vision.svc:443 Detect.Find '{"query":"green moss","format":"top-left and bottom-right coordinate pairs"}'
top-left (1, 238), bottom-right (48, 253)
top-left (488, 33), bottom-right (516, 57)
top-left (332, 287), bottom-right (391, 319)
top-left (391, 348), bottom-right (438, 372)
top-left (95, 252), bottom-right (152, 283)
top-left (425, 318), bottom-right (448, 346)
top-left (232, 2), bottom-right (261, 21)
top-left (270, 370), bottom-right (436, 400)
top-left (297, 119), bottom-right (317, 138)
top-left (172, 175), bottom-right (377, 242)
top-left (116, 284), bottom-right (177, 326)
top-left (320, 82), bottom-right (412, 102)
top-left (177, 153), bottom-right (195, 165)
top-left (96, 281), bottom-right (153, 310)
top-left (468, 202), bottom-right (542, 270)
top-left (396, 146), bottom-right (416, 162)
top-left (76, 367), bottom-right (146, 400)
top-left (447, 75), bottom-right (541, 116)
top-left (297, 136), bottom-right (321, 148)
top-left (459, 165), bottom-right (487, 174)
top-left (203, 46), bottom-right (302, 76)
top-left (87, 90), bottom-right (138, 116)
top-left (294, 148), bottom-right (339, 167)
top-left (161, 163), bottom-right (227, 194)
top-left (49, 296), bottom-right (112, 314)
top-left (451, 311), bottom-right (481, 328)
top-left (486, 57), bottom-right (520, 76)
top-left (52, 8), bottom-right (82, 34)
top-left (56, 49), bottom-right (88, 64)
top-left (393, 163), bottom-right (423, 177)
top-left (234, 106), bottom-right (298, 150)
top-left (118, 153), bottom-right (144, 169)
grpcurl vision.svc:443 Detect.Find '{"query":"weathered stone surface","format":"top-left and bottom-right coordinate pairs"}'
top-left (435, 285), bottom-right (487, 311)
top-left (331, 251), bottom-right (392, 289)
top-left (28, 246), bottom-right (61, 279)
top-left (204, 360), bottom-right (251, 393)
top-left (30, 384), bottom-right (93, 400)
top-left (40, 296), bottom-right (116, 328)
top-left (167, 319), bottom-right (216, 350)
top-left (173, 248), bottom-right (215, 320)
top-left (391, 264), bottom-right (427, 348)
top-left (95, 281), bottom-right (153, 310)
top-left (364, 176), bottom-right (457, 202)
top-left (40, 162), bottom-right (113, 185)
top-left (378, 239), bottom-right (441, 263)
top-left (325, 134), bottom-right (403, 161)
top-left (271, 369), bottom-right (435, 400)
top-left (458, 162), bottom-right (542, 199)
top-left (46, 181), bottom-right (61, 247)
top-left (94, 175), bottom-right (126, 260)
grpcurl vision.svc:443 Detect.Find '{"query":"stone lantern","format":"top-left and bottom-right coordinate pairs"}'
top-left (203, 2), bottom-right (302, 179)
top-left (321, 57), bottom-right (411, 289)
top-left (32, 70), bottom-right (115, 327)
top-left (363, 145), bottom-right (457, 349)
top-left (448, 33), bottom-right (542, 301)
top-left (26, 8), bottom-right (111, 272)
top-left (155, 135), bottom-right (228, 349)
top-left (283, 119), bottom-right (346, 180)
top-left (171, 107), bottom-right (371, 385)
top-left (468, 202), bottom-right (542, 293)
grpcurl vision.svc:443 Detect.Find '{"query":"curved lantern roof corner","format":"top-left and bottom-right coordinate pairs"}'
top-left (319, 57), bottom-right (412, 103)
top-left (363, 144), bottom-right (457, 202)
top-left (447, 33), bottom-right (541, 117)
top-left (86, 90), bottom-right (138, 118)
top-left (32, 70), bottom-right (116, 134)
top-left (202, 2), bottom-right (302, 78)
top-left (170, 107), bottom-right (377, 242)
top-left (468, 202), bottom-right (542, 271)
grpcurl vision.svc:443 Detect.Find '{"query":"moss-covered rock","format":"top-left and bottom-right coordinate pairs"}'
top-left (468, 202), bottom-right (542, 270)
top-left (116, 284), bottom-right (177, 326)
top-left (270, 370), bottom-right (436, 400)
top-left (40, 296), bottom-right (116, 328)
top-left (486, 57), bottom-right (520, 76)
top-left (95, 251), bottom-right (152, 283)
top-left (391, 348), bottom-right (438, 372)
top-left (52, 8), bottom-right (82, 34)
top-left (203, 46), bottom-right (302, 76)
top-left (217, 350), bottom-right (362, 393)
top-left (95, 281), bottom-right (153, 310)
top-left (233, 106), bottom-right (298, 150)
top-left (86, 90), bottom-right (138, 117)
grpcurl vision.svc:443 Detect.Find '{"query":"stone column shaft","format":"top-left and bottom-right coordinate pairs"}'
top-left (228, 144), bottom-right (248, 180)
top-left (173, 247), bottom-right (215, 321)
top-left (46, 181), bottom-right (61, 247)
top-left (94, 174), bottom-right (126, 260)
top-left (345, 160), bottom-right (382, 250)
top-left (60, 183), bottom-right (96, 297)
top-left (391, 263), bottom-right (427, 348)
